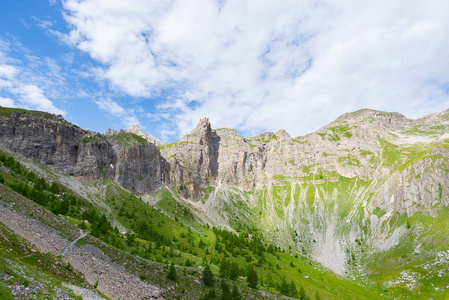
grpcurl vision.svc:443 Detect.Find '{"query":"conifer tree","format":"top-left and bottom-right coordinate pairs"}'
top-left (220, 258), bottom-right (230, 278)
top-left (230, 261), bottom-right (239, 280)
top-left (299, 286), bottom-right (307, 300)
top-left (280, 277), bottom-right (289, 295)
top-left (231, 285), bottom-right (241, 300)
top-left (289, 280), bottom-right (297, 297)
top-left (247, 265), bottom-right (258, 289)
top-left (202, 264), bottom-right (215, 286)
top-left (220, 280), bottom-right (231, 300)
top-left (167, 264), bottom-right (177, 281)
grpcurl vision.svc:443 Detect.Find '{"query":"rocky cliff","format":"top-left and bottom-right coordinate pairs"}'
top-left (0, 108), bottom-right (167, 194)
top-left (160, 118), bottom-right (219, 198)
top-left (157, 109), bottom-right (449, 215)
top-left (2, 107), bottom-right (449, 215)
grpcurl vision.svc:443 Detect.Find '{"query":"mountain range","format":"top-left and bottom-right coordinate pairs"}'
top-left (0, 106), bottom-right (448, 299)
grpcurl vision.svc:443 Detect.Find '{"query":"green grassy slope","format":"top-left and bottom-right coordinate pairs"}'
top-left (0, 149), bottom-right (391, 299)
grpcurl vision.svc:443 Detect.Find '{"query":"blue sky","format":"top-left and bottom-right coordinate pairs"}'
top-left (1, 0), bottom-right (449, 143)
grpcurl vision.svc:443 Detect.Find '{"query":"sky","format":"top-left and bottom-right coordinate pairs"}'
top-left (1, 0), bottom-right (449, 143)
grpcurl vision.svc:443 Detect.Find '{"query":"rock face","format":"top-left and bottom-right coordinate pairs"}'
top-left (158, 109), bottom-right (449, 215)
top-left (105, 125), bottom-right (165, 146)
top-left (2, 107), bottom-right (449, 216)
top-left (160, 118), bottom-right (219, 198)
top-left (110, 141), bottom-right (168, 194)
top-left (0, 110), bottom-right (167, 194)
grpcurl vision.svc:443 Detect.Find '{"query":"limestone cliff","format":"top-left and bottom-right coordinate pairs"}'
top-left (160, 118), bottom-right (219, 198)
top-left (0, 109), bottom-right (167, 194)
top-left (2, 107), bottom-right (449, 216)
top-left (158, 109), bottom-right (449, 215)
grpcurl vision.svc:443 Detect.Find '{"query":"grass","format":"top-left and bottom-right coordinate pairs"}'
top-left (0, 106), bottom-right (55, 118)
top-left (79, 136), bottom-right (101, 143)
top-left (248, 134), bottom-right (278, 144)
top-left (366, 208), bottom-right (449, 299)
top-left (0, 285), bottom-right (13, 300)
top-left (106, 132), bottom-right (148, 145)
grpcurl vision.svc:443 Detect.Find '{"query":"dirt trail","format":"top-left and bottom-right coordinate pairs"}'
top-left (60, 231), bottom-right (87, 256)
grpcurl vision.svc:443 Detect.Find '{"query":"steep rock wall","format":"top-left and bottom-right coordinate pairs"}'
top-left (0, 110), bottom-right (167, 194)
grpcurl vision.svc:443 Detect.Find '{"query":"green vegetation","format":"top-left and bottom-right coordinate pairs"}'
top-left (157, 140), bottom-right (178, 149)
top-left (366, 208), bottom-right (449, 299)
top-left (106, 132), bottom-right (148, 145)
top-left (326, 124), bottom-right (353, 141)
top-left (166, 264), bottom-right (178, 281)
top-left (0, 284), bottom-right (13, 300)
top-left (272, 174), bottom-right (288, 180)
top-left (248, 134), bottom-right (278, 144)
top-left (0, 152), bottom-right (386, 299)
top-left (79, 136), bottom-right (101, 143)
top-left (2, 126), bottom-right (449, 299)
top-left (0, 106), bottom-right (55, 118)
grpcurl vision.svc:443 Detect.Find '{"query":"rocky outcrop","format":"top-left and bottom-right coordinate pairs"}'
top-left (105, 125), bottom-right (165, 146)
top-left (110, 140), bottom-right (168, 194)
top-left (0, 112), bottom-right (81, 169)
top-left (160, 118), bottom-right (219, 198)
top-left (0, 110), bottom-right (167, 195)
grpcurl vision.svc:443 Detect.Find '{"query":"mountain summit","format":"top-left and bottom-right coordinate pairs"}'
top-left (105, 124), bottom-right (165, 146)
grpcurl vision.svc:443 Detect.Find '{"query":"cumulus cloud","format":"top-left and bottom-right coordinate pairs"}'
top-left (0, 97), bottom-right (15, 107)
top-left (0, 39), bottom-right (67, 115)
top-left (61, 0), bottom-right (449, 138)
top-left (14, 84), bottom-right (66, 115)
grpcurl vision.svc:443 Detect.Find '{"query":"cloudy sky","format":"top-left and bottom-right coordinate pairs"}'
top-left (1, 0), bottom-right (449, 142)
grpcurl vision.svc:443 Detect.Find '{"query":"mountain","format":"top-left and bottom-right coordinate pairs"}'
top-left (105, 124), bottom-right (165, 146)
top-left (0, 106), bottom-right (449, 299)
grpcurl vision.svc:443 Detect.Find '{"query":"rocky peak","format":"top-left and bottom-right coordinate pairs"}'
top-left (104, 125), bottom-right (165, 146)
top-left (274, 129), bottom-right (291, 140)
top-left (127, 125), bottom-right (142, 132)
top-left (125, 125), bottom-right (165, 146)
top-left (105, 128), bottom-right (117, 136)
top-left (196, 117), bottom-right (211, 131)
top-left (160, 117), bottom-right (220, 198)
top-left (181, 117), bottom-right (213, 145)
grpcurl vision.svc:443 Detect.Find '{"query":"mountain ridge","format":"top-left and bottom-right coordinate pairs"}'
top-left (1, 106), bottom-right (449, 298)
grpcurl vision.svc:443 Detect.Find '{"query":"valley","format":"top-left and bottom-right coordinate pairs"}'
top-left (0, 106), bottom-right (449, 299)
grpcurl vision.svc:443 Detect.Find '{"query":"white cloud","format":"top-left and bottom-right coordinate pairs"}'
top-left (0, 39), bottom-right (67, 116)
top-left (31, 16), bottom-right (55, 29)
top-left (95, 98), bottom-right (125, 115)
top-left (0, 97), bottom-right (15, 107)
top-left (0, 64), bottom-right (19, 79)
top-left (14, 84), bottom-right (66, 115)
top-left (94, 98), bottom-right (140, 128)
top-left (61, 0), bottom-right (449, 138)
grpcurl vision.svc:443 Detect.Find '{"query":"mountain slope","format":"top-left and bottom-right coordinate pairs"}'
top-left (1, 106), bottom-right (449, 299)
